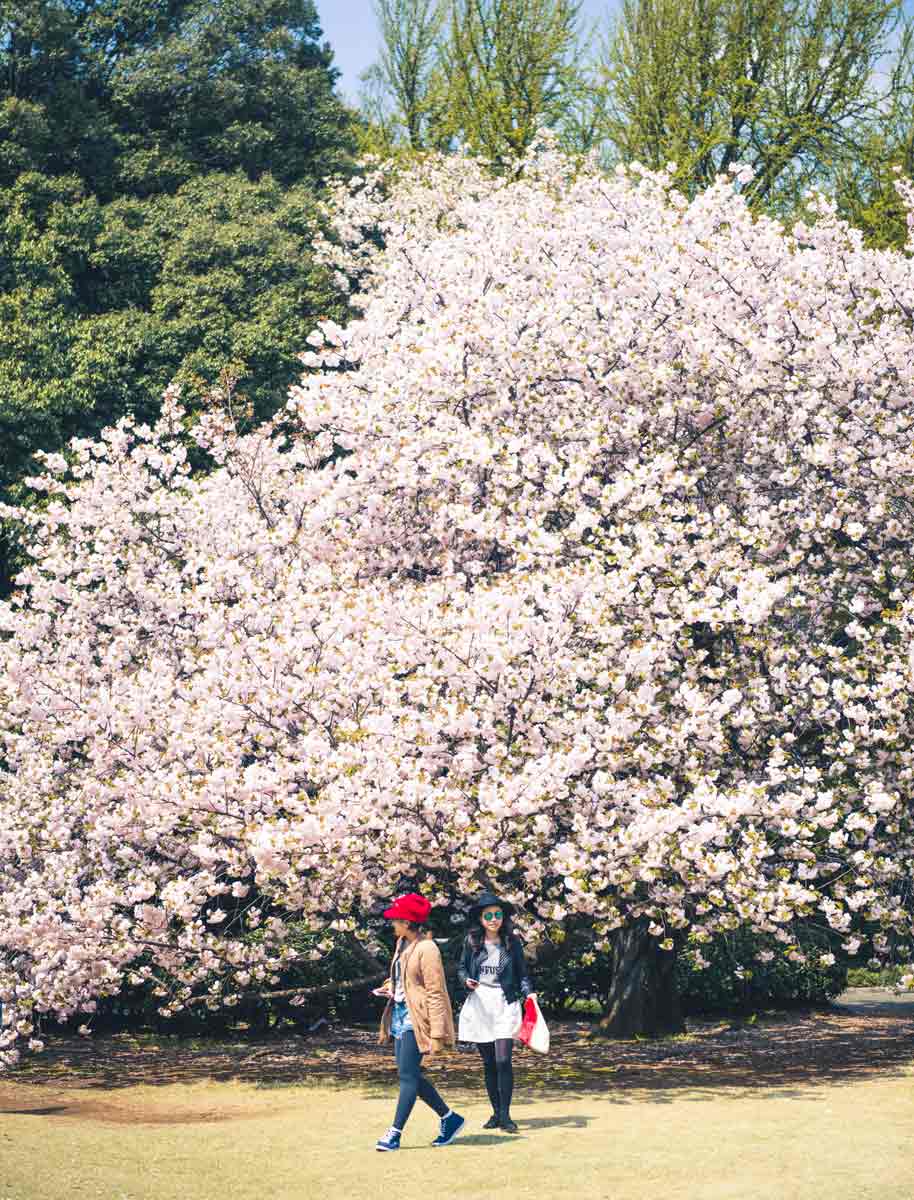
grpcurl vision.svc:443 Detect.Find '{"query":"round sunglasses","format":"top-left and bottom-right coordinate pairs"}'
top-left (481, 910), bottom-right (503, 921)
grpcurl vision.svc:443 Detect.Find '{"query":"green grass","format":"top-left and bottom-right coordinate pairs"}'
top-left (845, 966), bottom-right (906, 987)
top-left (562, 997), bottom-right (602, 1014)
top-left (2, 1068), bottom-right (913, 1200)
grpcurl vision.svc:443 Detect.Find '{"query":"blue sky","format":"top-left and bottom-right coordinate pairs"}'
top-left (316, 0), bottom-right (618, 104)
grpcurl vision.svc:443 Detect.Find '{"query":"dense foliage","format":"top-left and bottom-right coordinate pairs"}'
top-left (0, 0), bottom-right (353, 195)
top-left (534, 925), bottom-right (848, 1014)
top-left (0, 0), bottom-right (356, 592)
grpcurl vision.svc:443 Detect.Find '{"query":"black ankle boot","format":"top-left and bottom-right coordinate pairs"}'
top-left (500, 1114), bottom-right (519, 1133)
top-left (483, 1113), bottom-right (500, 1129)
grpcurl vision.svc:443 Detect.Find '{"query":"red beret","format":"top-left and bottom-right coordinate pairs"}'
top-left (383, 892), bottom-right (432, 923)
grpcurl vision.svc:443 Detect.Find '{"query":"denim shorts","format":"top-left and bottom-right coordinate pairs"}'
top-left (391, 1000), bottom-right (413, 1039)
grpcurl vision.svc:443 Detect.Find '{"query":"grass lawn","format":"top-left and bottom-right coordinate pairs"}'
top-left (2, 1067), bottom-right (913, 1200)
top-left (2, 997), bottom-right (912, 1200)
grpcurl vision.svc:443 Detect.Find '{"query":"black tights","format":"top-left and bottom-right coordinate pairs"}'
top-left (478, 1038), bottom-right (514, 1118)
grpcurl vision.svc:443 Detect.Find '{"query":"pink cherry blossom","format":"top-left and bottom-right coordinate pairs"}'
top-left (2, 141), bottom-right (914, 1064)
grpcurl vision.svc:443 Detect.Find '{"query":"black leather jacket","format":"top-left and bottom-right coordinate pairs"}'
top-left (457, 933), bottom-right (533, 1005)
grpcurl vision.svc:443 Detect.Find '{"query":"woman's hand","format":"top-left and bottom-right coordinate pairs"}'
top-left (426, 1037), bottom-right (445, 1057)
top-left (372, 981), bottom-right (393, 998)
top-left (465, 978), bottom-right (479, 990)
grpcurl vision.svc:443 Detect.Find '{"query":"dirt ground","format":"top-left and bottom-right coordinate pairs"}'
top-left (1, 988), bottom-right (911, 1125)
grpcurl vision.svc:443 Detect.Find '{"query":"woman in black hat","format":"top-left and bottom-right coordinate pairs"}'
top-left (456, 892), bottom-right (536, 1133)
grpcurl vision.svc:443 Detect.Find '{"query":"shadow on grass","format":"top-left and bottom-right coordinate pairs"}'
top-left (8, 999), bottom-right (913, 1115)
top-left (0, 1104), bottom-right (70, 1116)
top-left (398, 1134), bottom-right (511, 1150)
top-left (393, 1122), bottom-right (591, 1149)
top-left (519, 1114), bottom-right (592, 1129)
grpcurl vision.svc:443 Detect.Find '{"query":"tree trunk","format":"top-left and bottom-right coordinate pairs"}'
top-left (594, 922), bottom-right (684, 1038)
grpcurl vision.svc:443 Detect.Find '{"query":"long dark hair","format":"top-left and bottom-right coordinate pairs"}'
top-left (467, 909), bottom-right (518, 950)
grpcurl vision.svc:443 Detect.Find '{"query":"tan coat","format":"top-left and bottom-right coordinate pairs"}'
top-left (378, 935), bottom-right (457, 1053)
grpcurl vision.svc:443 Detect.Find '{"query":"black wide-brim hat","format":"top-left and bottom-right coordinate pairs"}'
top-left (468, 891), bottom-right (515, 917)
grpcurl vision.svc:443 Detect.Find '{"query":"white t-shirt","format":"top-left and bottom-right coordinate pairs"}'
top-left (393, 956), bottom-right (406, 1002)
top-left (477, 941), bottom-right (502, 987)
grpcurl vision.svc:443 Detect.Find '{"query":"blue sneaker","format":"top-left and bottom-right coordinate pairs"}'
top-left (376, 1127), bottom-right (401, 1152)
top-left (432, 1112), bottom-right (465, 1147)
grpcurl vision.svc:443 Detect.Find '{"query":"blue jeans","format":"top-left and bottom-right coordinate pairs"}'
top-left (392, 1027), bottom-right (449, 1130)
top-left (391, 1000), bottom-right (413, 1038)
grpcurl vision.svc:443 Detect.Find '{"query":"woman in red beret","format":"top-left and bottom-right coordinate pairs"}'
top-left (374, 892), bottom-right (464, 1152)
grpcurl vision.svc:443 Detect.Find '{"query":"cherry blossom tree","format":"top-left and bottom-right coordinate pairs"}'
top-left (2, 142), bottom-right (914, 1063)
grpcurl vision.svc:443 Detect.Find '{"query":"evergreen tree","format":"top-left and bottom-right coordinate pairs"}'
top-left (0, 1), bottom-right (357, 593)
top-left (0, 1), bottom-right (355, 196)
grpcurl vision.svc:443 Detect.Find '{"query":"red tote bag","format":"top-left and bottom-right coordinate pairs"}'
top-left (518, 996), bottom-right (550, 1054)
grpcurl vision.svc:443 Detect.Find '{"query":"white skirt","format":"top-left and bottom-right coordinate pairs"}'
top-left (458, 985), bottom-right (522, 1043)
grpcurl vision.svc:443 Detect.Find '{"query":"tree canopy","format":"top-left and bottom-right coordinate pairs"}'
top-left (360, 0), bottom-right (914, 243)
top-left (0, 0), bottom-right (357, 593)
top-left (0, 0), bottom-right (354, 193)
top-left (361, 0), bottom-right (584, 158)
top-left (2, 145), bottom-right (913, 1064)
top-left (596, 0), bottom-right (914, 228)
